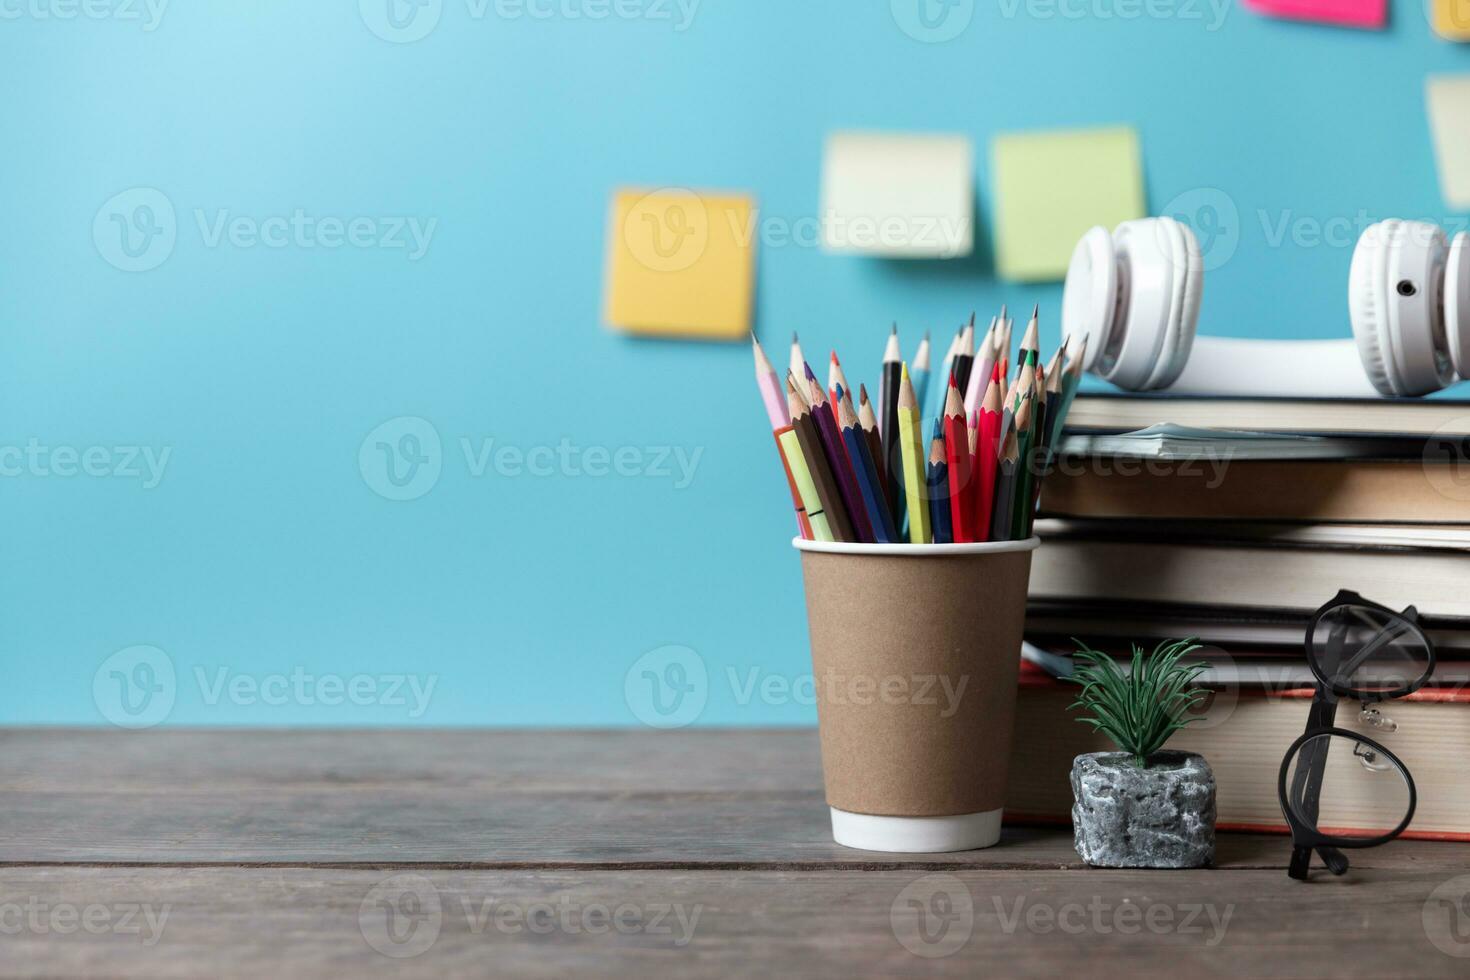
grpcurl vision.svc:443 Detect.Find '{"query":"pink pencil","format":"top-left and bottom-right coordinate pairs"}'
top-left (965, 316), bottom-right (998, 417)
top-left (751, 334), bottom-right (790, 430)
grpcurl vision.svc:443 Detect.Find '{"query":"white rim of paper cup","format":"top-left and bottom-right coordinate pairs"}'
top-left (793, 536), bottom-right (1039, 557)
top-left (829, 807), bottom-right (1004, 853)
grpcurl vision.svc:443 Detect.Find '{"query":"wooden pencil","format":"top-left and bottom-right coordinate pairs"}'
top-left (952, 313), bottom-right (976, 396)
top-left (927, 421), bottom-right (952, 545)
top-left (964, 316), bottom-right (997, 417)
top-left (839, 395), bottom-right (898, 544)
top-left (911, 331), bottom-right (932, 415)
top-left (942, 377), bottom-right (975, 543)
top-left (1008, 387), bottom-right (1035, 539)
top-left (827, 351), bottom-right (851, 412)
top-left (788, 379), bottom-right (854, 542)
top-left (804, 367), bottom-right (875, 543)
top-left (974, 369), bottom-right (1002, 541)
top-left (775, 426), bottom-right (824, 541)
top-left (879, 327), bottom-right (905, 531)
top-left (789, 332), bottom-right (807, 386)
top-left (990, 418), bottom-right (1020, 543)
top-left (751, 334), bottom-right (789, 430)
top-left (897, 364), bottom-right (931, 545)
top-left (857, 384), bottom-right (887, 509)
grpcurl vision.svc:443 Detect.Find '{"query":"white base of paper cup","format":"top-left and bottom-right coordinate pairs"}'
top-left (829, 807), bottom-right (1003, 853)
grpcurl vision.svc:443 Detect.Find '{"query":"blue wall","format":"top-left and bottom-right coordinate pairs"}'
top-left (2, 1), bottom-right (1465, 726)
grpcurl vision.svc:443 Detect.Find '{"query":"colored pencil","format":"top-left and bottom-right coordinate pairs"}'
top-left (1009, 386), bottom-right (1036, 539)
top-left (911, 331), bottom-right (932, 415)
top-left (897, 364), bottom-right (931, 545)
top-left (974, 369), bottom-right (1002, 541)
top-left (931, 329), bottom-right (959, 422)
top-left (879, 327), bottom-right (905, 530)
top-left (751, 334), bottom-right (789, 431)
top-left (1049, 334), bottom-right (1087, 450)
top-left (840, 392), bottom-right (898, 544)
top-left (942, 377), bottom-right (975, 542)
top-left (857, 384), bottom-right (887, 509)
top-left (998, 307), bottom-right (1013, 384)
top-left (804, 365), bottom-right (875, 544)
top-left (990, 418), bottom-right (1021, 543)
top-left (775, 426), bottom-right (823, 541)
top-left (828, 351), bottom-right (851, 412)
top-left (952, 313), bottom-right (976, 396)
top-left (964, 316), bottom-right (997, 417)
top-left (789, 332), bottom-right (807, 386)
top-left (927, 421), bottom-right (952, 545)
top-left (1012, 305), bottom-right (1040, 412)
top-left (788, 378), bottom-right (855, 543)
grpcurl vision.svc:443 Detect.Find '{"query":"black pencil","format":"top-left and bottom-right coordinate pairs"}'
top-left (990, 418), bottom-right (1021, 542)
top-left (878, 326), bottom-right (905, 531)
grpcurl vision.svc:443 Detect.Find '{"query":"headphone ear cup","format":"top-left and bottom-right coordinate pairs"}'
top-left (1142, 218), bottom-right (1203, 390)
top-left (1350, 220), bottom-right (1398, 396)
top-left (1447, 232), bottom-right (1470, 381)
top-left (1106, 219), bottom-right (1174, 390)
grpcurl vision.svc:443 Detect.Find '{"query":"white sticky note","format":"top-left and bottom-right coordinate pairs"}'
top-left (1428, 75), bottom-right (1470, 210)
top-left (820, 132), bottom-right (973, 258)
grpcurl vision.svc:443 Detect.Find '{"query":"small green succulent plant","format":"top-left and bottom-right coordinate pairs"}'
top-left (1068, 639), bottom-right (1210, 768)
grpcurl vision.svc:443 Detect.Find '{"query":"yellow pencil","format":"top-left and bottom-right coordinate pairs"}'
top-left (777, 428), bottom-right (835, 543)
top-left (897, 363), bottom-right (931, 545)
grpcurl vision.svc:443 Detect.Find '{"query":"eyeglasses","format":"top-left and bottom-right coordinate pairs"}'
top-left (1277, 590), bottom-right (1436, 881)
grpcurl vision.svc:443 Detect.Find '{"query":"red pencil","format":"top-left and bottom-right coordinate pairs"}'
top-left (943, 377), bottom-right (975, 543)
top-left (973, 366), bottom-right (1003, 541)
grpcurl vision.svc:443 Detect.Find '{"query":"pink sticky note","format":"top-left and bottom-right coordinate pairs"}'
top-left (1243, 0), bottom-right (1386, 28)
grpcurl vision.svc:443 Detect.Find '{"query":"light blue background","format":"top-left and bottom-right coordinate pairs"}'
top-left (1, 1), bottom-right (1465, 726)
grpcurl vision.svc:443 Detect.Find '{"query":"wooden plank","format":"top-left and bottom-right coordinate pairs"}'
top-left (2, 731), bottom-right (1465, 870)
top-left (2, 867), bottom-right (1465, 979)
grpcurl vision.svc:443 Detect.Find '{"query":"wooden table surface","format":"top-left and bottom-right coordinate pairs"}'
top-left (2, 729), bottom-right (1468, 978)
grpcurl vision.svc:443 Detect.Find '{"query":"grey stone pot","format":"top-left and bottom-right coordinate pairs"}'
top-left (1070, 750), bottom-right (1216, 869)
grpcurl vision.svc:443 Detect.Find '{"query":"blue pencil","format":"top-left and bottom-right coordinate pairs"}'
top-left (927, 419), bottom-right (953, 545)
top-left (838, 388), bottom-right (898, 544)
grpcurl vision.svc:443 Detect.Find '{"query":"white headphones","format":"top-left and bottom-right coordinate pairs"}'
top-left (1062, 217), bottom-right (1203, 391)
top-left (1062, 216), bottom-right (1470, 397)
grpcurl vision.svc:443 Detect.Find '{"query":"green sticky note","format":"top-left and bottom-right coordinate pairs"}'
top-left (992, 127), bottom-right (1145, 282)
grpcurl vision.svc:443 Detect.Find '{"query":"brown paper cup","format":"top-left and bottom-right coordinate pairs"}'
top-left (794, 537), bottom-right (1039, 852)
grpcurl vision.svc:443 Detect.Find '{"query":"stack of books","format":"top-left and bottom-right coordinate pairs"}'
top-left (1006, 392), bottom-right (1470, 839)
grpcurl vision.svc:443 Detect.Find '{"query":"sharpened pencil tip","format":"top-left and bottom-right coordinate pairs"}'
top-left (1032, 303), bottom-right (1040, 319)
top-left (891, 323), bottom-right (898, 335)
top-left (803, 361), bottom-right (816, 381)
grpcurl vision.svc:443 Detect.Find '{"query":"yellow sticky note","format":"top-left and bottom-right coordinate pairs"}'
top-left (1428, 76), bottom-right (1470, 209)
top-left (992, 127), bottom-right (1145, 283)
top-left (1433, 0), bottom-right (1470, 40)
top-left (604, 188), bottom-right (755, 340)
